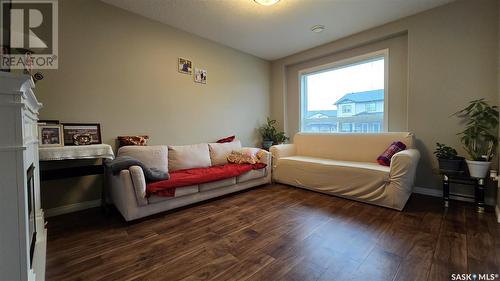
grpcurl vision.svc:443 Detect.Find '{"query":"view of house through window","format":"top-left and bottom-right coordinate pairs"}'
top-left (301, 54), bottom-right (385, 133)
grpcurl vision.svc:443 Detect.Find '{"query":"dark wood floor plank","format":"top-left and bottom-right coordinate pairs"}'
top-left (428, 231), bottom-right (468, 281)
top-left (393, 231), bottom-right (437, 281)
top-left (45, 184), bottom-right (499, 281)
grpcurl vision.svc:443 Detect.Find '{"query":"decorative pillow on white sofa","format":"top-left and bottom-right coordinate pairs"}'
top-left (208, 140), bottom-right (242, 166)
top-left (168, 143), bottom-right (212, 171)
top-left (117, 145), bottom-right (169, 174)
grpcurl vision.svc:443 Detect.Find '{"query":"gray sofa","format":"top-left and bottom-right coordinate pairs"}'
top-left (108, 144), bottom-right (271, 221)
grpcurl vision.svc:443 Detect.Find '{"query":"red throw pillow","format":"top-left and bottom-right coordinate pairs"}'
top-left (216, 135), bottom-right (235, 143)
top-left (117, 135), bottom-right (149, 147)
top-left (377, 141), bottom-right (406, 166)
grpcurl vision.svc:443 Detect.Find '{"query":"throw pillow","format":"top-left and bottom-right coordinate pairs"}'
top-left (216, 135), bottom-right (236, 143)
top-left (117, 145), bottom-right (169, 174)
top-left (227, 151), bottom-right (258, 165)
top-left (208, 140), bottom-right (242, 166)
top-left (377, 141), bottom-right (406, 166)
top-left (118, 135), bottom-right (149, 147)
top-left (168, 143), bottom-right (212, 171)
top-left (227, 148), bottom-right (266, 165)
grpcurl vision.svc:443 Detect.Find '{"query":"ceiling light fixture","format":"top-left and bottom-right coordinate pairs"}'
top-left (311, 25), bottom-right (326, 33)
top-left (254, 0), bottom-right (280, 6)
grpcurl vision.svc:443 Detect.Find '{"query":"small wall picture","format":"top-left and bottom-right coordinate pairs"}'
top-left (194, 68), bottom-right (207, 84)
top-left (178, 58), bottom-right (192, 74)
top-left (62, 123), bottom-right (102, 146)
top-left (38, 125), bottom-right (64, 147)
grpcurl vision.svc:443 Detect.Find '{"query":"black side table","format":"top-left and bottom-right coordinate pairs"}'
top-left (441, 171), bottom-right (486, 213)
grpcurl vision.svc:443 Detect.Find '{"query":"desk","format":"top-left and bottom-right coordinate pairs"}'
top-left (441, 171), bottom-right (486, 213)
top-left (39, 144), bottom-right (115, 209)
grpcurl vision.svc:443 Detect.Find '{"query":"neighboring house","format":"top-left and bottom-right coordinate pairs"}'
top-left (303, 89), bottom-right (384, 133)
top-left (303, 110), bottom-right (338, 132)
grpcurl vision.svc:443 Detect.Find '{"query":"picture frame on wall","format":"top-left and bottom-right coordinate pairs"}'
top-left (194, 68), bottom-right (207, 84)
top-left (178, 57), bottom-right (192, 74)
top-left (0, 1), bottom-right (12, 72)
top-left (62, 123), bottom-right (102, 146)
top-left (38, 120), bottom-right (60, 125)
top-left (38, 125), bottom-right (64, 147)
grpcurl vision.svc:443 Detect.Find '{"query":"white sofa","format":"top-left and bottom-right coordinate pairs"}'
top-left (109, 143), bottom-right (271, 221)
top-left (270, 132), bottom-right (420, 210)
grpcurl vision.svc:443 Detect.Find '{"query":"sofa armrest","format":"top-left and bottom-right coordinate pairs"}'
top-left (109, 166), bottom-right (148, 208)
top-left (389, 149), bottom-right (421, 191)
top-left (270, 144), bottom-right (296, 160)
top-left (128, 165), bottom-right (149, 206)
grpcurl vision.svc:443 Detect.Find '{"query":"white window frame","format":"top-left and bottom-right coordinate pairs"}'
top-left (366, 102), bottom-right (377, 113)
top-left (298, 49), bottom-right (389, 133)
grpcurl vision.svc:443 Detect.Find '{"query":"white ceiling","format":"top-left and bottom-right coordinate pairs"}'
top-left (102, 0), bottom-right (454, 60)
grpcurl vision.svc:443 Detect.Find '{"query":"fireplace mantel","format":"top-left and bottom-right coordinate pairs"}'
top-left (0, 72), bottom-right (46, 281)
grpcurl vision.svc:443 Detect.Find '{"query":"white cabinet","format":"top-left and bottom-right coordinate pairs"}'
top-left (0, 72), bottom-right (46, 281)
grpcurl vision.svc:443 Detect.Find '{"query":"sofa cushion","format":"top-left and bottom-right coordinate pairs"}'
top-left (237, 168), bottom-right (266, 183)
top-left (146, 164), bottom-right (261, 196)
top-left (199, 177), bottom-right (236, 192)
top-left (209, 140), bottom-right (242, 166)
top-left (168, 143), bottom-right (211, 171)
top-left (274, 156), bottom-right (389, 194)
top-left (148, 185), bottom-right (199, 204)
top-left (117, 145), bottom-right (168, 174)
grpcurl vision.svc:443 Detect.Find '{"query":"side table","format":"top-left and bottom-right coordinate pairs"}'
top-left (39, 144), bottom-right (115, 210)
top-left (441, 170), bottom-right (486, 213)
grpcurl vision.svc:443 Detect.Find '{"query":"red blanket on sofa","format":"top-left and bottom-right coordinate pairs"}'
top-left (146, 163), bottom-right (267, 197)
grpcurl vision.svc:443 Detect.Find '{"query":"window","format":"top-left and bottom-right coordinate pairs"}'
top-left (372, 122), bottom-right (381, 132)
top-left (366, 102), bottom-right (376, 112)
top-left (342, 105), bottom-right (352, 114)
top-left (362, 123), bottom-right (369, 132)
top-left (341, 123), bottom-right (352, 132)
top-left (300, 50), bottom-right (387, 133)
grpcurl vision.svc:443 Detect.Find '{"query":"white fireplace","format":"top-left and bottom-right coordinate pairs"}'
top-left (0, 72), bottom-right (46, 281)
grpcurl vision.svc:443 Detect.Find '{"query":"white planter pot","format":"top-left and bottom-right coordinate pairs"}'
top-left (466, 160), bottom-right (491, 178)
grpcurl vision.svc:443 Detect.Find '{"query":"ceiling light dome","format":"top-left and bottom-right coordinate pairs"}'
top-left (311, 25), bottom-right (326, 33)
top-left (254, 0), bottom-right (280, 6)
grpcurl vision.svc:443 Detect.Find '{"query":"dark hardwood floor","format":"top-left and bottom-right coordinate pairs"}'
top-left (46, 184), bottom-right (500, 281)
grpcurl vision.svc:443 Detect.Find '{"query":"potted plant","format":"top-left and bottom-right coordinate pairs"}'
top-left (433, 143), bottom-right (464, 172)
top-left (259, 117), bottom-right (288, 150)
top-left (454, 99), bottom-right (499, 178)
top-left (273, 131), bottom-right (289, 145)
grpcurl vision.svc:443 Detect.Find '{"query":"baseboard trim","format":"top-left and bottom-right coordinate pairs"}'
top-left (413, 186), bottom-right (495, 206)
top-left (45, 199), bottom-right (101, 217)
top-left (496, 205), bottom-right (500, 223)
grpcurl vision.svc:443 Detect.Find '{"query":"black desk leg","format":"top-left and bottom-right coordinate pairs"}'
top-left (101, 158), bottom-right (109, 214)
top-left (443, 174), bottom-right (449, 208)
top-left (475, 178), bottom-right (485, 213)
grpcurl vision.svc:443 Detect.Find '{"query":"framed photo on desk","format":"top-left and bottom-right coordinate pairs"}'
top-left (62, 123), bottom-right (102, 146)
top-left (38, 125), bottom-right (64, 147)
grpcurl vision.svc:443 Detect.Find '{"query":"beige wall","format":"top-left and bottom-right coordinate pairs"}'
top-left (38, 0), bottom-right (270, 209)
top-left (271, 0), bottom-right (499, 194)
